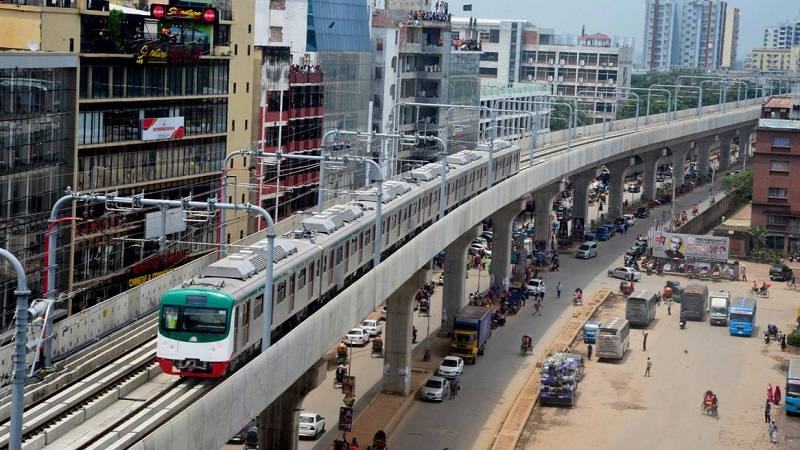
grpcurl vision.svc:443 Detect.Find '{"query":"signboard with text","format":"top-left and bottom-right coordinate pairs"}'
top-left (651, 231), bottom-right (730, 262)
top-left (141, 117), bottom-right (185, 141)
top-left (338, 407), bottom-right (353, 432)
top-left (151, 4), bottom-right (218, 23)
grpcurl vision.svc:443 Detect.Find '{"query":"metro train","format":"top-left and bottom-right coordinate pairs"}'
top-left (157, 141), bottom-right (522, 377)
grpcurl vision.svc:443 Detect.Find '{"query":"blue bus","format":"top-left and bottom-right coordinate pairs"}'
top-left (786, 359), bottom-right (800, 415)
top-left (728, 297), bottom-right (756, 336)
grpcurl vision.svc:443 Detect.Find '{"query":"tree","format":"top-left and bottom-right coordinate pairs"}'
top-left (549, 105), bottom-right (591, 131)
top-left (720, 170), bottom-right (753, 207)
top-left (747, 225), bottom-right (768, 251)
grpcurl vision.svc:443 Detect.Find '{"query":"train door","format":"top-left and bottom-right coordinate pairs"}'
top-left (344, 240), bottom-right (351, 274)
top-left (239, 301), bottom-right (250, 352)
top-left (333, 245), bottom-right (344, 287)
top-left (308, 261), bottom-right (316, 300)
top-left (357, 233), bottom-right (363, 265)
top-left (327, 251), bottom-right (334, 285)
top-left (288, 273), bottom-right (295, 313)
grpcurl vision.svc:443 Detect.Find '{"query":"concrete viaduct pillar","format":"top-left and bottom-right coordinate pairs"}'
top-left (641, 151), bottom-right (662, 202)
top-left (738, 126), bottom-right (753, 170)
top-left (259, 360), bottom-right (327, 450)
top-left (606, 159), bottom-right (632, 219)
top-left (717, 131), bottom-right (738, 171)
top-left (670, 141), bottom-right (693, 188)
top-left (489, 200), bottom-right (526, 287)
top-left (569, 170), bottom-right (597, 228)
top-left (695, 137), bottom-right (715, 179)
top-left (533, 183), bottom-right (563, 244)
top-left (383, 268), bottom-right (429, 396)
top-left (442, 225), bottom-right (481, 333)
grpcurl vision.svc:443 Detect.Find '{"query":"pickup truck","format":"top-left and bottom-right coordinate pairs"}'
top-left (450, 305), bottom-right (492, 364)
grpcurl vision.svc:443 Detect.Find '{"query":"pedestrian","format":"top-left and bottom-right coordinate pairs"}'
top-left (449, 380), bottom-right (456, 399)
top-left (350, 437), bottom-right (359, 449)
top-left (781, 334), bottom-right (787, 351)
top-left (642, 331), bottom-right (648, 351)
top-left (534, 300), bottom-right (542, 316)
top-left (768, 383), bottom-right (774, 403)
top-left (774, 385), bottom-right (782, 405)
top-left (587, 343), bottom-right (593, 360)
top-left (540, 283), bottom-right (546, 300)
top-left (667, 302), bottom-right (672, 315)
top-left (644, 357), bottom-right (652, 377)
top-left (557, 282), bottom-right (563, 299)
top-left (765, 398), bottom-right (772, 422)
top-left (769, 419), bottom-right (778, 443)
top-left (741, 264), bottom-right (747, 281)
top-left (790, 274), bottom-right (796, 288)
top-left (453, 372), bottom-right (460, 393)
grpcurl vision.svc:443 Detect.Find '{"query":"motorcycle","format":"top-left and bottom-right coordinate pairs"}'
top-left (491, 312), bottom-right (506, 329)
top-left (679, 315), bottom-right (686, 329)
top-left (764, 331), bottom-right (771, 344)
top-left (572, 292), bottom-right (583, 306)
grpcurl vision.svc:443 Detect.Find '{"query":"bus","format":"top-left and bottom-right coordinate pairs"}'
top-left (680, 283), bottom-right (708, 321)
top-left (626, 289), bottom-right (657, 327)
top-left (787, 359), bottom-right (800, 415)
top-left (728, 297), bottom-right (756, 336)
top-left (596, 318), bottom-right (630, 360)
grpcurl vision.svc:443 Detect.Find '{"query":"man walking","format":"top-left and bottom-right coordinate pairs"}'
top-left (667, 302), bottom-right (672, 316)
top-left (534, 300), bottom-right (542, 316)
top-left (587, 343), bottom-right (593, 360)
top-left (741, 264), bottom-right (747, 281)
top-left (769, 419), bottom-right (778, 443)
top-left (789, 274), bottom-right (796, 289)
top-left (642, 331), bottom-right (649, 351)
top-left (453, 372), bottom-right (460, 395)
top-left (449, 380), bottom-right (456, 399)
top-left (644, 357), bottom-right (652, 377)
top-left (556, 282), bottom-right (563, 299)
top-left (765, 399), bottom-right (771, 423)
top-left (539, 283), bottom-right (546, 301)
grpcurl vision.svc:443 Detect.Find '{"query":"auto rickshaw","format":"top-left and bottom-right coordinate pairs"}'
top-left (521, 334), bottom-right (533, 356)
top-left (620, 280), bottom-right (634, 296)
top-left (334, 364), bottom-right (347, 388)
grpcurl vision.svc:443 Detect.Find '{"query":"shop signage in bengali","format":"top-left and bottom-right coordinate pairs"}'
top-left (651, 231), bottom-right (730, 262)
top-left (141, 116), bottom-right (185, 141)
top-left (151, 4), bottom-right (218, 23)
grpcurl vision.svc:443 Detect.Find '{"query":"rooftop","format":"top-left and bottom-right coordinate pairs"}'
top-left (763, 96), bottom-right (794, 109)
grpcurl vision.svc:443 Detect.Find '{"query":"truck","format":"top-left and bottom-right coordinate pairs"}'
top-left (450, 305), bottom-right (492, 364)
top-left (708, 291), bottom-right (731, 326)
top-left (539, 352), bottom-right (584, 406)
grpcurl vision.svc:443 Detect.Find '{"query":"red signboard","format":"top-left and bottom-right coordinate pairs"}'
top-left (151, 4), bottom-right (218, 23)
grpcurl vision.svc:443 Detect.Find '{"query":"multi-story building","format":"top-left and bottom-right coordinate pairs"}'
top-left (751, 95), bottom-right (800, 253)
top-left (762, 15), bottom-right (800, 49)
top-left (478, 83), bottom-right (551, 143)
top-left (450, 18), bottom-right (532, 86)
top-left (0, 52), bottom-right (78, 326)
top-left (0, 0), bottom-right (254, 315)
top-left (720, 7), bottom-right (739, 69)
top-left (678, 0), bottom-right (728, 69)
top-left (746, 47), bottom-right (800, 73)
top-left (643, 0), bottom-right (681, 70)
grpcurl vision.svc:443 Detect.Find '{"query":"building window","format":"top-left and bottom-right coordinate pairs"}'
top-left (772, 136), bottom-right (791, 147)
top-left (767, 215), bottom-right (788, 226)
top-left (375, 67), bottom-right (383, 79)
top-left (770, 160), bottom-right (790, 172)
top-left (270, 27), bottom-right (283, 42)
top-left (376, 38), bottom-right (384, 51)
top-left (489, 30), bottom-right (500, 43)
top-left (768, 187), bottom-right (788, 198)
top-left (479, 67), bottom-right (498, 76)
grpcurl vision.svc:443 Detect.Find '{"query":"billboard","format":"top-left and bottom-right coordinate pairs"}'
top-left (141, 117), bottom-right (185, 140)
top-left (651, 232), bottom-right (729, 262)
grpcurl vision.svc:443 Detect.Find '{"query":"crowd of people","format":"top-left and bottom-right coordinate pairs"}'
top-left (290, 64), bottom-right (321, 74)
top-left (407, 8), bottom-right (451, 25)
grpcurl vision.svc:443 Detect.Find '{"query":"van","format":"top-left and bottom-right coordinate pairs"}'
top-left (583, 321), bottom-right (601, 343)
top-left (786, 359), bottom-right (800, 415)
top-left (595, 226), bottom-right (610, 241)
top-left (576, 241), bottom-right (598, 259)
top-left (708, 291), bottom-right (730, 326)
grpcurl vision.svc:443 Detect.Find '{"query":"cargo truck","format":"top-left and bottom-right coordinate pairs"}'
top-left (708, 291), bottom-right (730, 326)
top-left (539, 352), bottom-right (584, 406)
top-left (450, 305), bottom-right (492, 364)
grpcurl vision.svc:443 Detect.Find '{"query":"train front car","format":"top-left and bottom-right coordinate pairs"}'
top-left (157, 288), bottom-right (235, 377)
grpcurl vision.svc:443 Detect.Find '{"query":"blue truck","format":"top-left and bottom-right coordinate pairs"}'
top-left (583, 321), bottom-right (601, 343)
top-left (450, 305), bottom-right (492, 364)
top-left (539, 352), bottom-right (584, 406)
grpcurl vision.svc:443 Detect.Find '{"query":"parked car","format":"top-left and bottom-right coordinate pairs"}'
top-left (595, 226), bottom-right (610, 241)
top-left (436, 356), bottom-right (464, 379)
top-left (524, 278), bottom-right (544, 295)
top-left (345, 328), bottom-right (370, 346)
top-left (602, 222), bottom-right (618, 237)
top-left (634, 207), bottom-right (650, 218)
top-left (468, 243), bottom-right (491, 257)
top-left (627, 183), bottom-right (641, 193)
top-left (437, 273), bottom-right (444, 285)
top-left (614, 217), bottom-right (627, 233)
top-left (607, 266), bottom-right (642, 281)
top-left (361, 319), bottom-right (383, 336)
top-left (380, 306), bottom-right (387, 320)
top-left (420, 376), bottom-right (450, 402)
top-left (229, 421), bottom-right (256, 444)
top-left (769, 265), bottom-right (793, 281)
top-left (576, 241), bottom-right (598, 259)
top-left (623, 214), bottom-right (636, 226)
top-left (298, 413), bottom-right (325, 439)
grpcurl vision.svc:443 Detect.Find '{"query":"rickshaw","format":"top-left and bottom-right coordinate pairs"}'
top-left (701, 390), bottom-right (718, 418)
top-left (620, 281), bottom-right (634, 296)
top-left (572, 289), bottom-right (583, 306)
top-left (521, 334), bottom-right (533, 356)
top-left (336, 343), bottom-right (348, 365)
top-left (418, 298), bottom-right (430, 316)
top-left (371, 336), bottom-right (383, 357)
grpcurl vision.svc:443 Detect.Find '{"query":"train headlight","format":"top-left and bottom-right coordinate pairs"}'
top-left (189, 336), bottom-right (198, 342)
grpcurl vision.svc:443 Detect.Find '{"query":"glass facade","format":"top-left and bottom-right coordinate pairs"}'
top-left (0, 59), bottom-right (77, 326)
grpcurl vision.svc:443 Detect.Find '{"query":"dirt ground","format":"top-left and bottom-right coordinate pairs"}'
top-left (516, 261), bottom-right (800, 450)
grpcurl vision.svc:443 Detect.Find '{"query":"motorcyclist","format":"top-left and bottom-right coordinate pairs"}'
top-left (692, 203), bottom-right (698, 215)
top-left (412, 325), bottom-right (418, 343)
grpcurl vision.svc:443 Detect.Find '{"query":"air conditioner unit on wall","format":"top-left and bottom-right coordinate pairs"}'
top-left (609, 62), bottom-right (614, 67)
top-left (548, 59), bottom-right (554, 64)
top-left (560, 59), bottom-right (565, 65)
top-left (558, 91), bottom-right (564, 96)
top-left (547, 75), bottom-right (554, 81)
top-left (527, 74), bottom-right (533, 81)
top-left (528, 58), bottom-right (534, 63)
top-left (558, 76), bottom-right (563, 82)
top-left (578, 77), bottom-right (584, 83)
top-left (580, 60), bottom-right (585, 66)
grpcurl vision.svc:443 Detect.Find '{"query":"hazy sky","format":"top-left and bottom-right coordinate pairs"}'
top-left (458, 0), bottom-right (799, 58)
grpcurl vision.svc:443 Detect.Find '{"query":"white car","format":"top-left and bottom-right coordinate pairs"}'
top-left (436, 356), bottom-right (464, 379)
top-left (607, 266), bottom-right (642, 281)
top-left (437, 273), bottom-right (444, 285)
top-left (345, 328), bottom-right (369, 346)
top-left (361, 319), bottom-right (383, 336)
top-left (468, 243), bottom-right (490, 256)
top-left (298, 412), bottom-right (325, 439)
top-left (623, 214), bottom-right (636, 226)
top-left (524, 278), bottom-right (544, 295)
top-left (419, 376), bottom-right (450, 402)
top-left (380, 306), bottom-right (387, 320)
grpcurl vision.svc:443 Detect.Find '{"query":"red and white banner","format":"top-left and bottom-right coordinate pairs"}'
top-left (141, 117), bottom-right (185, 141)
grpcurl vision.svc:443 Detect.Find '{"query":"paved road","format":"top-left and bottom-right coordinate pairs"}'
top-left (387, 182), bottom-right (723, 449)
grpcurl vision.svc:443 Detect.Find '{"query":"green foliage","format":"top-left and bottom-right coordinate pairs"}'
top-left (747, 225), bottom-right (768, 251)
top-left (550, 105), bottom-right (591, 131)
top-left (108, 10), bottom-right (124, 52)
top-left (720, 170), bottom-right (753, 207)
top-left (788, 321), bottom-right (800, 346)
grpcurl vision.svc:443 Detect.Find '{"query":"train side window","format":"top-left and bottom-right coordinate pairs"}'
top-left (351, 237), bottom-right (358, 254)
top-left (289, 274), bottom-right (295, 295)
top-left (335, 246), bottom-right (343, 264)
top-left (364, 229), bottom-right (371, 245)
top-left (253, 294), bottom-right (264, 319)
top-left (276, 281), bottom-right (286, 304)
top-left (298, 268), bottom-right (306, 288)
top-left (162, 306), bottom-right (180, 331)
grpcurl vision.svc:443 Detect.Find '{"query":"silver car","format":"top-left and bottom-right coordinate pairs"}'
top-left (576, 241), bottom-right (598, 259)
top-left (419, 376), bottom-right (450, 402)
top-left (607, 266), bottom-right (642, 281)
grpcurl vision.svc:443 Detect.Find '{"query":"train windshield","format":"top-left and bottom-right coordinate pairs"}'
top-left (162, 305), bottom-right (228, 334)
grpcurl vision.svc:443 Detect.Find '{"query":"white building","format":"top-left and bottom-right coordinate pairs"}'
top-left (643, 0), bottom-right (681, 70)
top-left (479, 83), bottom-right (551, 143)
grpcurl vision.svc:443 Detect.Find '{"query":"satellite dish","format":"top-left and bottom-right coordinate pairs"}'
top-left (28, 40), bottom-right (39, 52)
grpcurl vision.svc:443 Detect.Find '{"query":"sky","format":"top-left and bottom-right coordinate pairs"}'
top-left (458, 0), bottom-right (799, 60)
